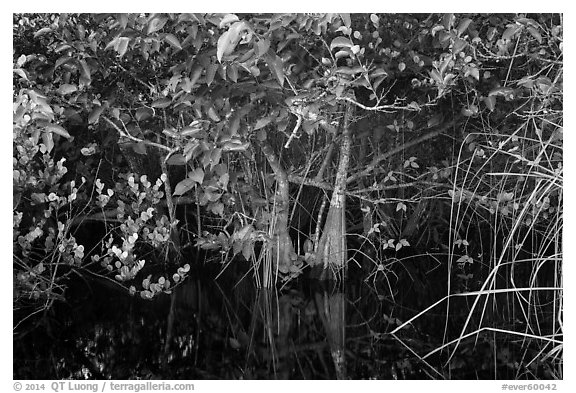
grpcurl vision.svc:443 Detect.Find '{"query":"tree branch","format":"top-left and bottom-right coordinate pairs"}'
top-left (346, 118), bottom-right (458, 184)
top-left (102, 116), bottom-right (176, 154)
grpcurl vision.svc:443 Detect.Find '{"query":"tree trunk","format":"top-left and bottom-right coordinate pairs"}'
top-left (314, 103), bottom-right (353, 280)
top-left (259, 140), bottom-right (298, 277)
top-left (314, 284), bottom-right (346, 379)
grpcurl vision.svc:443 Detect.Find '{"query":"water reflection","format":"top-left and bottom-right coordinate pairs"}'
top-left (14, 268), bottom-right (436, 379)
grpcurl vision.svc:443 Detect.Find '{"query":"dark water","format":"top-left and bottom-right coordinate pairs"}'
top-left (13, 261), bottom-right (544, 379)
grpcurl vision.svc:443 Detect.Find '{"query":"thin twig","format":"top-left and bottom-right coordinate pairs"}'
top-left (284, 113), bottom-right (302, 148)
top-left (102, 116), bottom-right (175, 154)
top-left (346, 118), bottom-right (459, 184)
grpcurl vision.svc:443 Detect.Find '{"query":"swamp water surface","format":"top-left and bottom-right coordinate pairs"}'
top-left (13, 262), bottom-right (526, 380)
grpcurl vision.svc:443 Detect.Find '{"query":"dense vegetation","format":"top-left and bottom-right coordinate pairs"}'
top-left (13, 13), bottom-right (562, 379)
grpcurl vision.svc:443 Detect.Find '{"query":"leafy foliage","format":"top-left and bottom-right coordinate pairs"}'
top-left (14, 13), bottom-right (562, 378)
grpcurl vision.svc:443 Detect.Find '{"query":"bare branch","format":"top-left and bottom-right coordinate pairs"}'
top-left (347, 118), bottom-right (459, 184)
top-left (102, 117), bottom-right (175, 154)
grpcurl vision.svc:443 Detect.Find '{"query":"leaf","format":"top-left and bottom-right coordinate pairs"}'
top-left (188, 168), bottom-right (205, 184)
top-left (205, 63), bottom-right (218, 86)
top-left (221, 141), bottom-right (249, 152)
top-left (442, 13), bottom-right (455, 30)
top-left (164, 34), bottom-right (182, 50)
top-left (330, 36), bottom-right (353, 51)
top-left (265, 54), bottom-right (284, 87)
top-left (33, 27), bottom-right (53, 38)
top-left (166, 154), bottom-right (187, 166)
top-left (173, 178), bottom-right (196, 196)
top-left (41, 132), bottom-right (54, 153)
top-left (489, 87), bottom-right (515, 98)
top-left (227, 64), bottom-right (238, 82)
top-left (254, 117), bottom-right (272, 130)
top-left (207, 107), bottom-right (221, 122)
top-left (210, 148), bottom-right (222, 169)
top-left (255, 38), bottom-right (271, 57)
top-left (339, 13), bottom-right (351, 27)
top-left (370, 68), bottom-right (388, 79)
top-left (105, 37), bottom-right (118, 51)
top-left (483, 95), bottom-right (496, 112)
top-left (116, 37), bottom-right (130, 57)
top-left (502, 24), bottom-right (522, 41)
top-left (527, 26), bottom-right (542, 43)
top-left (466, 66), bottom-right (480, 81)
top-left (456, 18), bottom-right (473, 36)
top-left (45, 124), bottom-right (71, 138)
top-left (211, 202), bottom-right (224, 216)
top-left (55, 55), bottom-right (73, 68)
top-left (117, 13), bottom-right (128, 29)
top-left (147, 16), bottom-right (168, 35)
top-left (396, 202), bottom-right (407, 212)
top-left (88, 105), bottom-right (105, 124)
top-left (241, 241), bottom-right (253, 261)
top-left (452, 38), bottom-right (467, 55)
top-left (232, 225), bottom-right (252, 244)
top-left (132, 141), bottom-right (147, 155)
top-left (217, 31), bottom-right (233, 62)
top-left (189, 65), bottom-right (203, 90)
top-left (370, 14), bottom-right (379, 24)
top-left (219, 14), bottom-right (239, 28)
top-left (335, 66), bottom-right (364, 75)
top-left (56, 84), bottom-right (78, 96)
top-left (429, 69), bottom-right (443, 84)
top-left (135, 107), bottom-right (154, 121)
top-left (151, 97), bottom-right (171, 108)
top-left (78, 59), bottom-right (92, 86)
top-left (334, 49), bottom-right (352, 59)
top-left (217, 21), bottom-right (251, 62)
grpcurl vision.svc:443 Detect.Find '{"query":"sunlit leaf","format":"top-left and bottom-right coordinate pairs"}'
top-left (56, 84), bottom-right (78, 96)
top-left (147, 16), bottom-right (168, 35)
top-left (135, 107), bottom-right (154, 121)
top-left (330, 36), bottom-right (353, 51)
top-left (255, 38), bottom-right (271, 57)
top-left (88, 105), bottom-right (105, 124)
top-left (502, 24), bottom-right (522, 41)
top-left (483, 95), bottom-right (496, 111)
top-left (116, 37), bottom-right (130, 58)
top-left (527, 26), bottom-right (542, 43)
top-left (452, 38), bottom-right (467, 55)
top-left (217, 31), bottom-right (232, 62)
top-left (164, 34), bottom-right (182, 50)
top-left (254, 117), bottom-right (272, 130)
top-left (456, 18), bottom-right (472, 36)
top-left (207, 106), bottom-right (221, 122)
top-left (33, 27), bottom-right (53, 38)
top-left (188, 168), bottom-right (204, 184)
top-left (219, 14), bottom-right (239, 28)
top-left (339, 13), bottom-right (351, 27)
top-left (152, 97), bottom-right (171, 108)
